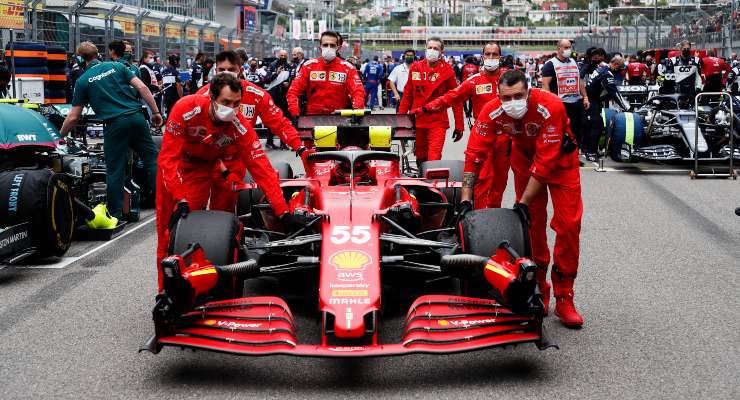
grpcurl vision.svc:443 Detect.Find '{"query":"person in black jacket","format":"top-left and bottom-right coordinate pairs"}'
top-left (584, 54), bottom-right (629, 162)
top-left (263, 49), bottom-right (293, 149)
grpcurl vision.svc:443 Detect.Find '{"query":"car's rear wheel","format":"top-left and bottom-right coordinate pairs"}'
top-left (459, 208), bottom-right (531, 297)
top-left (419, 160), bottom-right (464, 207)
top-left (237, 161), bottom-right (293, 222)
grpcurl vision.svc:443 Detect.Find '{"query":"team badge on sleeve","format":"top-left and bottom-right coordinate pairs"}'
top-left (536, 104), bottom-right (551, 120)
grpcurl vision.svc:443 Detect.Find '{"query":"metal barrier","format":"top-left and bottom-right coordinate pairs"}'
top-left (0, 1), bottom-right (292, 60)
top-left (692, 92), bottom-right (737, 179)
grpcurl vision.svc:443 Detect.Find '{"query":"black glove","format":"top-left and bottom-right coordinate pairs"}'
top-left (168, 201), bottom-right (190, 231)
top-left (295, 146), bottom-right (307, 157)
top-left (512, 202), bottom-right (530, 227)
top-left (280, 212), bottom-right (311, 234)
top-left (289, 115), bottom-right (299, 128)
top-left (456, 200), bottom-right (473, 218)
top-left (452, 129), bottom-right (464, 142)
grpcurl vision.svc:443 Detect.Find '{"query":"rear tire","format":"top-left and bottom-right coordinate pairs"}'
top-left (237, 161), bottom-right (293, 221)
top-left (419, 160), bottom-right (464, 207)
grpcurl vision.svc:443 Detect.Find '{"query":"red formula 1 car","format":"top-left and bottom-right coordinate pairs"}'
top-left (142, 111), bottom-right (554, 357)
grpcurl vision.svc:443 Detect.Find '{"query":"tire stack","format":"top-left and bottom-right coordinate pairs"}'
top-left (5, 41), bottom-right (48, 100)
top-left (45, 46), bottom-right (67, 104)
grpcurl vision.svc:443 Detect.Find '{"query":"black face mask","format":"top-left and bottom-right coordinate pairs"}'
top-left (278, 58), bottom-right (287, 65)
top-left (682, 49), bottom-right (690, 57)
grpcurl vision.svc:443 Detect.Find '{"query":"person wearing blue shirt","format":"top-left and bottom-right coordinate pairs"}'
top-left (363, 56), bottom-right (384, 109)
top-left (161, 55), bottom-right (182, 116)
top-left (584, 54), bottom-right (629, 162)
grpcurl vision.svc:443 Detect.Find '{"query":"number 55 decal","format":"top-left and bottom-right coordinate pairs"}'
top-left (330, 226), bottom-right (371, 244)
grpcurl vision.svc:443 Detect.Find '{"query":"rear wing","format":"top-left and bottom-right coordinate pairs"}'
top-left (296, 113), bottom-right (415, 142)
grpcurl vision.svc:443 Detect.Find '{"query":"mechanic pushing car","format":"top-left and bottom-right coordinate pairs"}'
top-left (196, 50), bottom-right (305, 156)
top-left (398, 37), bottom-right (464, 165)
top-left (286, 31), bottom-right (365, 116)
top-left (155, 73), bottom-right (308, 290)
top-left (584, 54), bottom-right (629, 162)
top-left (461, 70), bottom-right (584, 328)
top-left (417, 41), bottom-right (510, 209)
top-left (60, 41), bottom-right (162, 220)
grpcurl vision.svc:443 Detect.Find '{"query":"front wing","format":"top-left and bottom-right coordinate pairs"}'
top-left (143, 295), bottom-right (554, 358)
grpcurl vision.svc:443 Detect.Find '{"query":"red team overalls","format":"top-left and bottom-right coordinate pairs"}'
top-left (425, 68), bottom-right (509, 208)
top-left (398, 60), bottom-right (464, 163)
top-left (464, 89), bottom-right (583, 306)
top-left (155, 95), bottom-right (289, 289)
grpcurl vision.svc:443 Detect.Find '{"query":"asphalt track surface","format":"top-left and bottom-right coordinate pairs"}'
top-left (1, 115), bottom-right (739, 399)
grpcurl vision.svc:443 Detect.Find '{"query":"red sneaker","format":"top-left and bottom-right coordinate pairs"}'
top-left (554, 294), bottom-right (584, 328)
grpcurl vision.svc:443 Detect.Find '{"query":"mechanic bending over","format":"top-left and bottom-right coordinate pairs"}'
top-left (584, 54), bottom-right (629, 162)
top-left (286, 30), bottom-right (365, 117)
top-left (60, 41), bottom-right (161, 220)
top-left (155, 73), bottom-right (309, 290)
top-left (398, 36), bottom-right (464, 165)
top-left (418, 41), bottom-right (510, 209)
top-left (461, 70), bottom-right (584, 328)
top-left (196, 50), bottom-right (306, 158)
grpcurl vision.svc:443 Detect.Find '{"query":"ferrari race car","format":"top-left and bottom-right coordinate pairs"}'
top-left (142, 111), bottom-right (553, 357)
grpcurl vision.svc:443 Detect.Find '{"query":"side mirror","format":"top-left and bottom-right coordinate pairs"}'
top-left (424, 167), bottom-right (450, 180)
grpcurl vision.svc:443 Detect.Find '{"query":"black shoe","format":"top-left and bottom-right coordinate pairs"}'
top-left (265, 142), bottom-right (277, 150)
top-left (279, 144), bottom-right (289, 150)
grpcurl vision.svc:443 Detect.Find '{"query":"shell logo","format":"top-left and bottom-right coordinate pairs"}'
top-left (203, 320), bottom-right (217, 326)
top-left (437, 320), bottom-right (449, 326)
top-left (330, 250), bottom-right (371, 270)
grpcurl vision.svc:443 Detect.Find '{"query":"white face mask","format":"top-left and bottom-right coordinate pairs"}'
top-left (501, 98), bottom-right (528, 119)
top-left (321, 47), bottom-right (336, 62)
top-left (425, 48), bottom-right (440, 63)
top-left (561, 49), bottom-right (571, 59)
top-left (483, 58), bottom-right (500, 71)
top-left (213, 102), bottom-right (236, 122)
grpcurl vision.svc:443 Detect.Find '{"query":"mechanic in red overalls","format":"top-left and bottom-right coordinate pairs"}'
top-left (419, 42), bottom-right (509, 209)
top-left (700, 49), bottom-right (732, 93)
top-left (196, 50), bottom-right (303, 152)
top-left (398, 37), bottom-right (464, 164)
top-left (625, 55), bottom-right (651, 85)
top-left (461, 70), bottom-right (584, 328)
top-left (156, 74), bottom-right (304, 290)
top-left (286, 31), bottom-right (365, 116)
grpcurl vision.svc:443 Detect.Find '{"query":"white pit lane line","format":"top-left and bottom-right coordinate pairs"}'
top-left (14, 216), bottom-right (156, 270)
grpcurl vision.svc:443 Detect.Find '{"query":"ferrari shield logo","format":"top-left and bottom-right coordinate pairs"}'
top-left (430, 73), bottom-right (439, 82)
top-left (525, 123), bottom-right (540, 137)
top-left (328, 71), bottom-right (347, 83)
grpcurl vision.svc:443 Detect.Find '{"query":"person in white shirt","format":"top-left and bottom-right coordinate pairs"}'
top-left (388, 49), bottom-right (416, 112)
